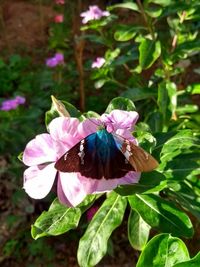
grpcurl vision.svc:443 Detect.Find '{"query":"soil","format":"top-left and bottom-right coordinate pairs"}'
top-left (0, 0), bottom-right (55, 55)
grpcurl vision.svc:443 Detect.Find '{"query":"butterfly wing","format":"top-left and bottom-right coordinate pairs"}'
top-left (113, 134), bottom-right (159, 172)
top-left (55, 130), bottom-right (134, 179)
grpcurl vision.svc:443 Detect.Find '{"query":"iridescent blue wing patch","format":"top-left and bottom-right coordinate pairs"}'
top-left (55, 129), bottom-right (134, 179)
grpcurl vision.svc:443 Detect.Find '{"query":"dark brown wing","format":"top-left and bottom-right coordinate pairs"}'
top-left (113, 134), bottom-right (159, 172)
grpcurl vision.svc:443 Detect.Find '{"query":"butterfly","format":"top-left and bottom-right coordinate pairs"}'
top-left (55, 127), bottom-right (158, 180)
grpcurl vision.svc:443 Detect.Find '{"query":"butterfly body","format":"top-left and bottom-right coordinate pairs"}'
top-left (55, 128), bottom-right (158, 179)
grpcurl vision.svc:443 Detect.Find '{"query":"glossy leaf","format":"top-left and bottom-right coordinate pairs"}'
top-left (145, 6), bottom-right (163, 18)
top-left (168, 181), bottom-right (200, 220)
top-left (173, 252), bottom-right (200, 267)
top-left (45, 100), bottom-right (81, 130)
top-left (139, 39), bottom-right (161, 69)
top-left (160, 130), bottom-right (200, 164)
top-left (105, 97), bottom-right (136, 112)
top-left (161, 154), bottom-right (200, 180)
top-left (115, 181), bottom-right (167, 196)
top-left (129, 194), bottom-right (194, 238)
top-left (128, 210), bottom-right (150, 251)
top-left (108, 2), bottom-right (139, 12)
top-left (136, 234), bottom-right (190, 267)
top-left (78, 192), bottom-right (127, 267)
top-left (31, 195), bottom-right (96, 239)
top-left (114, 25), bottom-right (143, 41)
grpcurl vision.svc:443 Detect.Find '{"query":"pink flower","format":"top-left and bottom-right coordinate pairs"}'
top-left (46, 53), bottom-right (64, 68)
top-left (91, 57), bottom-right (106, 68)
top-left (22, 110), bottom-right (140, 207)
top-left (87, 205), bottom-right (99, 221)
top-left (0, 96), bottom-right (26, 111)
top-left (55, 0), bottom-right (65, 4)
top-left (54, 14), bottom-right (64, 23)
top-left (80, 5), bottom-right (110, 24)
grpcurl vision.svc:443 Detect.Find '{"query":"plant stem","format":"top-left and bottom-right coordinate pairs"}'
top-left (136, 0), bottom-right (155, 40)
top-left (73, 0), bottom-right (85, 111)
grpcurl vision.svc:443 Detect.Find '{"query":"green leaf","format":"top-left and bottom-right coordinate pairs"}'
top-left (147, 111), bottom-right (163, 132)
top-left (136, 234), bottom-right (190, 267)
top-left (128, 210), bottom-right (150, 251)
top-left (129, 194), bottom-right (194, 238)
top-left (31, 199), bottom-right (81, 239)
top-left (105, 97), bottom-right (136, 113)
top-left (139, 39), bottom-right (161, 69)
top-left (187, 83), bottom-right (200, 95)
top-left (114, 25), bottom-right (144, 41)
top-left (160, 130), bottom-right (200, 165)
top-left (176, 104), bottom-right (199, 115)
top-left (168, 181), bottom-right (200, 220)
top-left (31, 196), bottom-right (96, 239)
top-left (77, 192), bottom-right (127, 267)
top-left (122, 87), bottom-right (157, 101)
top-left (173, 252), bottom-right (200, 267)
top-left (116, 171), bottom-right (167, 196)
top-left (17, 152), bottom-right (23, 162)
top-left (45, 100), bottom-right (81, 130)
top-left (161, 154), bottom-right (200, 180)
top-left (173, 40), bottom-right (200, 59)
top-left (147, 0), bottom-right (173, 6)
top-left (115, 180), bottom-right (167, 196)
top-left (145, 6), bottom-right (163, 18)
top-left (108, 2), bottom-right (139, 12)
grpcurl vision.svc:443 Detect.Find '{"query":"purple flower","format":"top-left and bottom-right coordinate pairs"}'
top-left (0, 96), bottom-right (26, 111)
top-left (15, 96), bottom-right (26, 104)
top-left (91, 57), bottom-right (106, 68)
top-left (22, 110), bottom-right (140, 207)
top-left (80, 5), bottom-right (110, 24)
top-left (87, 205), bottom-right (99, 221)
top-left (46, 53), bottom-right (64, 68)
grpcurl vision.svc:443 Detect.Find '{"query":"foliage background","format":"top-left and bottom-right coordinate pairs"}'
top-left (0, 0), bottom-right (200, 266)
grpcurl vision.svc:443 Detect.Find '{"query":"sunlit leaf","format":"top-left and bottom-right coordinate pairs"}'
top-left (129, 194), bottom-right (194, 237)
top-left (78, 192), bottom-right (127, 267)
top-left (139, 39), bottom-right (161, 69)
top-left (128, 210), bottom-right (150, 250)
top-left (106, 97), bottom-right (136, 112)
top-left (108, 2), bottom-right (140, 12)
top-left (136, 234), bottom-right (190, 267)
top-left (31, 196), bottom-right (96, 239)
top-left (173, 252), bottom-right (200, 267)
top-left (45, 100), bottom-right (81, 130)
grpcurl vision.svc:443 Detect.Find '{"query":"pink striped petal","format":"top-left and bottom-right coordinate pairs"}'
top-left (101, 109), bottom-right (139, 132)
top-left (78, 118), bottom-right (101, 138)
top-left (115, 129), bottom-right (137, 144)
top-left (23, 134), bottom-right (58, 166)
top-left (23, 163), bottom-right (57, 199)
top-left (94, 171), bottom-right (140, 193)
top-left (57, 172), bottom-right (97, 207)
top-left (49, 117), bottom-right (81, 148)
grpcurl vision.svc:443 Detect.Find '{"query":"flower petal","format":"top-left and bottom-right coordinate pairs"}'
top-left (23, 163), bottom-right (57, 199)
top-left (23, 134), bottom-right (58, 166)
top-left (49, 117), bottom-right (81, 147)
top-left (78, 118), bottom-right (101, 138)
top-left (94, 171), bottom-right (140, 193)
top-left (57, 172), bottom-right (97, 207)
top-left (115, 129), bottom-right (138, 144)
top-left (101, 109), bottom-right (139, 132)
